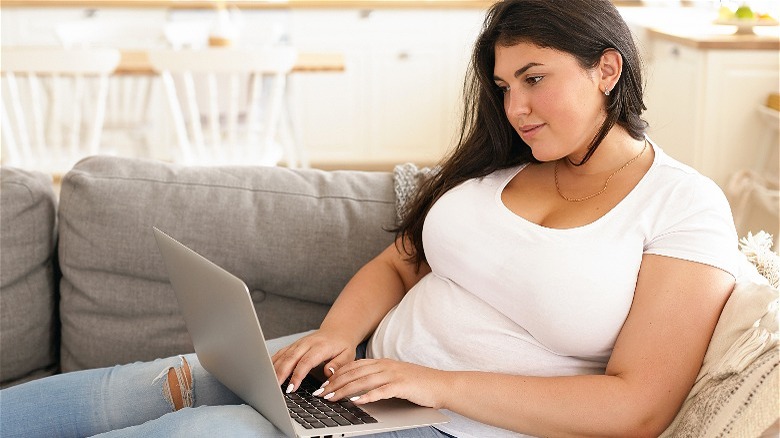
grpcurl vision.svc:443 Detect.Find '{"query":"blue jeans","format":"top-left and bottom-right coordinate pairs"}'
top-left (0, 333), bottom-right (454, 438)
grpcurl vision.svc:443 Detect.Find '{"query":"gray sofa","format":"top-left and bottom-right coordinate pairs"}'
top-left (1, 156), bottom-right (778, 437)
top-left (1, 156), bottom-right (397, 387)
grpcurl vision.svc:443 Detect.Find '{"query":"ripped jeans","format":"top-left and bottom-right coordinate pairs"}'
top-left (0, 333), bottom-right (453, 438)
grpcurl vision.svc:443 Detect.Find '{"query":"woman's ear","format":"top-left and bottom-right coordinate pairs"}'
top-left (599, 48), bottom-right (623, 95)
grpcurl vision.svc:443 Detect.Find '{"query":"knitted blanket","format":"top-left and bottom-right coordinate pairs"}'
top-left (393, 162), bottom-right (436, 223)
top-left (662, 233), bottom-right (779, 437)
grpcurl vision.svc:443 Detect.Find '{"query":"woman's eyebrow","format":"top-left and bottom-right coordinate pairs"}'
top-left (493, 62), bottom-right (544, 81)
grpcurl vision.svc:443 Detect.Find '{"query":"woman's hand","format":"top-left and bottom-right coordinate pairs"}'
top-left (271, 329), bottom-right (360, 393)
top-left (314, 358), bottom-right (450, 409)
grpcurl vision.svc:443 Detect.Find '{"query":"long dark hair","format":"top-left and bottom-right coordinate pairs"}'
top-left (394, 0), bottom-right (648, 268)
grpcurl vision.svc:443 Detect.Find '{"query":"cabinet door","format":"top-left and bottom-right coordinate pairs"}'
top-left (1, 7), bottom-right (168, 47)
top-left (289, 10), bottom-right (369, 164)
top-left (643, 40), bottom-right (703, 167)
top-left (700, 50), bottom-right (780, 187)
top-left (1, 7), bottom-right (86, 45)
top-left (288, 47), bottom-right (368, 163)
top-left (365, 10), bottom-right (482, 164)
top-left (367, 43), bottom-right (451, 163)
top-left (290, 8), bottom-right (484, 167)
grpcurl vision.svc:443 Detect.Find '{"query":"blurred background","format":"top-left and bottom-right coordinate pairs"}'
top-left (1, 0), bottom-right (778, 241)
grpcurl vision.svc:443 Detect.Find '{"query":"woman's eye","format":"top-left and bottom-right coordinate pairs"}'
top-left (526, 76), bottom-right (543, 85)
top-left (496, 84), bottom-right (509, 94)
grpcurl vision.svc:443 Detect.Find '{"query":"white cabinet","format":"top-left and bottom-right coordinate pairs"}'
top-left (0, 7), bottom-right (169, 47)
top-left (289, 8), bottom-right (484, 167)
top-left (643, 36), bottom-right (779, 188)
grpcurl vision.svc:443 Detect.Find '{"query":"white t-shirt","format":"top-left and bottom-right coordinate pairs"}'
top-left (367, 142), bottom-right (740, 438)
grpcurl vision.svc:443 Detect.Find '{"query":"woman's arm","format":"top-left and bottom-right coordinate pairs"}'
top-left (322, 254), bottom-right (734, 437)
top-left (272, 237), bottom-right (430, 389)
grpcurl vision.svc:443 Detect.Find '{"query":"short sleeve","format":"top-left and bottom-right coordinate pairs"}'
top-left (645, 175), bottom-right (740, 277)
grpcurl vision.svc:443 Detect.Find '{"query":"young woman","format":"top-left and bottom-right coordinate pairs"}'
top-left (1, 1), bottom-right (738, 437)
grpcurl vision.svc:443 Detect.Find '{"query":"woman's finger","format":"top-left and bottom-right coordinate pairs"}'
top-left (319, 360), bottom-right (388, 400)
top-left (322, 348), bottom-right (360, 380)
top-left (350, 383), bottom-right (396, 405)
top-left (273, 343), bottom-right (311, 386)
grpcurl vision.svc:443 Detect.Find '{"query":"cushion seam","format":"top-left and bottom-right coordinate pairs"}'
top-left (64, 173), bottom-right (394, 204)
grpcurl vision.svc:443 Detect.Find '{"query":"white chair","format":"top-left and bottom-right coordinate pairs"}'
top-left (147, 47), bottom-right (301, 167)
top-left (1, 47), bottom-right (121, 175)
top-left (725, 103), bottom-right (780, 250)
top-left (55, 20), bottom-right (165, 49)
top-left (163, 21), bottom-right (211, 49)
top-left (56, 20), bottom-right (165, 160)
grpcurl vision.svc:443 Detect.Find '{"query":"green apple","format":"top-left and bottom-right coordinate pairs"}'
top-left (735, 5), bottom-right (755, 20)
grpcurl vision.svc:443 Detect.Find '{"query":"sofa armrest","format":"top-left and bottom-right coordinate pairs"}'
top-left (0, 168), bottom-right (58, 388)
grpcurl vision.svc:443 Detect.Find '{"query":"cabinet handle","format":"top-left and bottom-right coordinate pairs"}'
top-left (359, 9), bottom-right (373, 19)
top-left (83, 8), bottom-right (97, 18)
top-left (670, 46), bottom-right (680, 58)
top-left (398, 52), bottom-right (409, 60)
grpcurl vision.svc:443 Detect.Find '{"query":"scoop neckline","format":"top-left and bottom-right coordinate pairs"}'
top-left (494, 138), bottom-right (660, 232)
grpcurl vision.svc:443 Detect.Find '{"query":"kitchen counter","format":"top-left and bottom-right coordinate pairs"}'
top-left (619, 6), bottom-right (780, 50)
top-left (646, 27), bottom-right (779, 50)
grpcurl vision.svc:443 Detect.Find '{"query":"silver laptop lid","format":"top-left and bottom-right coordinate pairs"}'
top-left (153, 227), bottom-right (297, 438)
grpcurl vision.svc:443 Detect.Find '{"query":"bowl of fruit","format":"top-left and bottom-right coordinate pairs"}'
top-left (714, 4), bottom-right (778, 35)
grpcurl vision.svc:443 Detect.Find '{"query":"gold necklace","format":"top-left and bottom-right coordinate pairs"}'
top-left (554, 139), bottom-right (648, 203)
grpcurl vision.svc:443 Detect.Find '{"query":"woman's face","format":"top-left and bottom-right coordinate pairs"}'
top-left (493, 42), bottom-right (605, 162)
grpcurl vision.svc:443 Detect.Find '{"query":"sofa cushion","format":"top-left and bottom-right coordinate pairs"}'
top-left (58, 156), bottom-right (396, 372)
top-left (0, 168), bottom-right (58, 387)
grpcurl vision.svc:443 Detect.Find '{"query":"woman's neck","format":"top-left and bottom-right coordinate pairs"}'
top-left (563, 129), bottom-right (646, 176)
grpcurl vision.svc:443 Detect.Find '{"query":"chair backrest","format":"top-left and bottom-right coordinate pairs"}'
top-left (56, 21), bottom-right (164, 159)
top-left (163, 21), bottom-right (211, 49)
top-left (1, 47), bottom-right (121, 175)
top-left (56, 20), bottom-right (165, 49)
top-left (147, 47), bottom-right (297, 166)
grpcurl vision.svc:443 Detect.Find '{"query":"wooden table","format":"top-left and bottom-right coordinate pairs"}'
top-left (117, 50), bottom-right (345, 74)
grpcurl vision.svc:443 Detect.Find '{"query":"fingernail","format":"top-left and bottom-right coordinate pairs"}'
top-left (320, 380), bottom-right (329, 388)
top-left (349, 396), bottom-right (360, 402)
top-left (328, 367), bottom-right (335, 375)
top-left (312, 388), bottom-right (325, 396)
top-left (324, 392), bottom-right (335, 400)
top-left (285, 383), bottom-right (295, 394)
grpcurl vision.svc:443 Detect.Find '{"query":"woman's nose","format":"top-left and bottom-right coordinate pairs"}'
top-left (505, 89), bottom-right (530, 119)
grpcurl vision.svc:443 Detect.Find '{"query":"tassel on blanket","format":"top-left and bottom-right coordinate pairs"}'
top-left (739, 231), bottom-right (780, 288)
top-left (711, 298), bottom-right (779, 378)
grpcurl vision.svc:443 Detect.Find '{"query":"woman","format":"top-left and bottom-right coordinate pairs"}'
top-left (1, 1), bottom-right (738, 437)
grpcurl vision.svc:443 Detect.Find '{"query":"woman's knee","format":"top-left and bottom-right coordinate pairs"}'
top-left (146, 353), bottom-right (242, 410)
top-left (156, 355), bottom-right (193, 411)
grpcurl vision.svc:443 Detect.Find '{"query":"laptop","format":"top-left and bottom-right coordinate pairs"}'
top-left (153, 227), bottom-right (449, 438)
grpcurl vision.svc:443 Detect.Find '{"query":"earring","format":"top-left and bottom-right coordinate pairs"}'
top-left (604, 87), bottom-right (611, 96)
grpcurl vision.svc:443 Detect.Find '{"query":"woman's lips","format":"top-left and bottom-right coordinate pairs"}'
top-left (518, 123), bottom-right (545, 139)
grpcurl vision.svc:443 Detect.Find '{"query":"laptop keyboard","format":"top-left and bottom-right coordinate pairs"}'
top-left (284, 376), bottom-right (379, 429)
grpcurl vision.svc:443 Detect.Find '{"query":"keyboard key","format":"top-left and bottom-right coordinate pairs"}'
top-left (321, 418), bottom-right (339, 427)
top-left (341, 412), bottom-right (363, 424)
top-left (333, 415), bottom-right (351, 426)
top-left (284, 376), bottom-right (378, 428)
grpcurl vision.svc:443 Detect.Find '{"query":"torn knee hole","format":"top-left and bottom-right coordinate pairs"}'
top-left (162, 356), bottom-right (193, 411)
